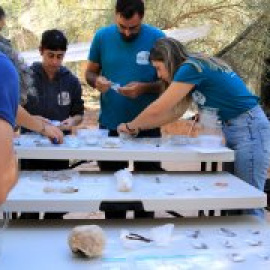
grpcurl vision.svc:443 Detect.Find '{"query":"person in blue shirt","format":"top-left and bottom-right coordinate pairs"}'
top-left (0, 52), bottom-right (19, 204)
top-left (85, 0), bottom-right (165, 171)
top-left (118, 37), bottom-right (270, 218)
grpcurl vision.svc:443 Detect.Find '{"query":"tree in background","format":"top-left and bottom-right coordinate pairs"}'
top-left (1, 0), bottom-right (269, 100)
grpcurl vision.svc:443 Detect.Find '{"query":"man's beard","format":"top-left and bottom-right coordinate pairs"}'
top-left (120, 32), bottom-right (139, 42)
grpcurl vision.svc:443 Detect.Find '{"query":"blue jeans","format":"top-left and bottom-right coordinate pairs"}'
top-left (223, 105), bottom-right (270, 218)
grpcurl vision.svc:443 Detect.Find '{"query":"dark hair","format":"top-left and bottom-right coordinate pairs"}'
top-left (0, 6), bottom-right (6, 19)
top-left (40, 29), bottom-right (68, 51)
top-left (116, 0), bottom-right (144, 19)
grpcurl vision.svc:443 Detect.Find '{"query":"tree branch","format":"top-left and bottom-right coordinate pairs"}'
top-left (164, 3), bottom-right (244, 29)
top-left (215, 14), bottom-right (266, 57)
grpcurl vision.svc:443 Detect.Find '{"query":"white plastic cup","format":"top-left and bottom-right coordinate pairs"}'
top-left (76, 128), bottom-right (90, 139)
top-left (99, 129), bottom-right (109, 138)
top-left (200, 107), bottom-right (219, 127)
top-left (64, 135), bottom-right (81, 148)
top-left (150, 223), bottom-right (174, 247)
top-left (170, 135), bottom-right (189, 145)
top-left (119, 132), bottom-right (132, 141)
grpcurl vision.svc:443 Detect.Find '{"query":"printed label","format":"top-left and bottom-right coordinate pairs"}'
top-left (136, 51), bottom-right (150, 65)
top-left (58, 91), bottom-right (70, 106)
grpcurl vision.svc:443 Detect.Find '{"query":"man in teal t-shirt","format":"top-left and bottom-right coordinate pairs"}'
top-left (85, 0), bottom-right (165, 171)
top-left (85, 0), bottom-right (165, 219)
top-left (87, 18), bottom-right (164, 128)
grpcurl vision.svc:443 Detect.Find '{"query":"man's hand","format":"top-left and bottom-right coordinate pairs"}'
top-left (42, 125), bottom-right (64, 144)
top-left (60, 117), bottom-right (76, 130)
top-left (95, 76), bottom-right (111, 93)
top-left (118, 82), bottom-right (144, 99)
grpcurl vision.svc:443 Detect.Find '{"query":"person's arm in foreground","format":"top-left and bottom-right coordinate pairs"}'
top-left (118, 82), bottom-right (194, 133)
top-left (0, 119), bottom-right (18, 204)
top-left (16, 105), bottom-right (64, 143)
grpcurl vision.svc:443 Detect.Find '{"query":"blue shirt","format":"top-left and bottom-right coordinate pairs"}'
top-left (173, 60), bottom-right (259, 121)
top-left (0, 52), bottom-right (19, 127)
top-left (88, 24), bottom-right (165, 129)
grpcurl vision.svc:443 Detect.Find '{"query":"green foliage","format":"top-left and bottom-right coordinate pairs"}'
top-left (1, 0), bottom-right (269, 100)
top-left (2, 0), bottom-right (266, 53)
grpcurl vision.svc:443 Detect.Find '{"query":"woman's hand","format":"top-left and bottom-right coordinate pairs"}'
top-left (117, 123), bottom-right (130, 134)
top-left (117, 123), bottom-right (139, 136)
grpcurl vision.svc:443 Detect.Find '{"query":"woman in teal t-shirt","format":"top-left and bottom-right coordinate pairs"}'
top-left (118, 37), bottom-right (270, 218)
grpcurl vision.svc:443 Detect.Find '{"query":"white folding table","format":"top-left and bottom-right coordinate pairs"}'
top-left (1, 216), bottom-right (270, 270)
top-left (2, 172), bottom-right (266, 213)
top-left (15, 135), bottom-right (234, 164)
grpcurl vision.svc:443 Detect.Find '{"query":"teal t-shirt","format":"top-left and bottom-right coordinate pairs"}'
top-left (173, 60), bottom-right (259, 121)
top-left (88, 24), bottom-right (165, 129)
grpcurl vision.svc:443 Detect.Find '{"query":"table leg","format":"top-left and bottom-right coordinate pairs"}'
top-left (128, 160), bottom-right (134, 171)
top-left (200, 162), bottom-right (207, 172)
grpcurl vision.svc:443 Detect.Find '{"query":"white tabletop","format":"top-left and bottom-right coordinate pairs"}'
top-left (1, 216), bottom-right (270, 270)
top-left (15, 135), bottom-right (234, 162)
top-left (2, 171), bottom-right (266, 212)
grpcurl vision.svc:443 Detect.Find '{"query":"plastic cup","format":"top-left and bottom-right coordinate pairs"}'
top-left (99, 128), bottom-right (109, 138)
top-left (76, 128), bottom-right (91, 139)
top-left (170, 135), bottom-right (189, 145)
top-left (119, 132), bottom-right (132, 141)
top-left (64, 135), bottom-right (81, 148)
top-left (150, 223), bottom-right (174, 247)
